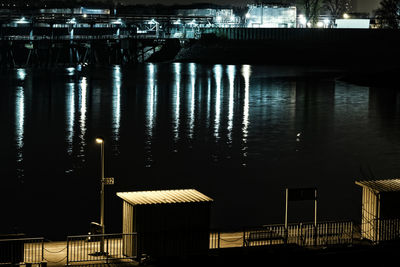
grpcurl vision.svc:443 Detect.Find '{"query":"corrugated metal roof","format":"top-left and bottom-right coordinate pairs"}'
top-left (116, 189), bottom-right (213, 205)
top-left (355, 179), bottom-right (400, 193)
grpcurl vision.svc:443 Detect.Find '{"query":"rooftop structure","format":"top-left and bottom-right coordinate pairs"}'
top-left (116, 189), bottom-right (213, 205)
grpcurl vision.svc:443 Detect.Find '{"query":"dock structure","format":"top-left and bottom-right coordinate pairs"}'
top-left (0, 12), bottom-right (211, 67)
top-left (0, 217), bottom-right (399, 266)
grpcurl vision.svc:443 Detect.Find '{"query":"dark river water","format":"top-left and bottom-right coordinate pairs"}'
top-left (1, 63), bottom-right (400, 240)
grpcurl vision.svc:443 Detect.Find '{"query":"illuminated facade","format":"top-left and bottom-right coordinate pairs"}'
top-left (245, 4), bottom-right (297, 28)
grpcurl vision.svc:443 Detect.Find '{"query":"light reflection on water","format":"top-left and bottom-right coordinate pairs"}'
top-left (173, 63), bottom-right (181, 143)
top-left (6, 63), bottom-right (400, 238)
top-left (78, 76), bottom-right (87, 160)
top-left (15, 86), bottom-right (24, 178)
top-left (15, 68), bottom-right (26, 180)
top-left (112, 65), bottom-right (121, 154)
top-left (66, 82), bottom-right (75, 156)
top-left (227, 65), bottom-right (235, 144)
top-left (146, 63), bottom-right (157, 167)
top-left (214, 64), bottom-right (222, 141)
top-left (241, 65), bottom-right (250, 165)
top-left (10, 64), bottom-right (380, 179)
top-left (189, 63), bottom-right (196, 140)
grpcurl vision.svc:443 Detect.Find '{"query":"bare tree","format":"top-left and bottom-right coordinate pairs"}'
top-left (324, 0), bottom-right (350, 20)
top-left (297, 0), bottom-right (323, 27)
top-left (375, 0), bottom-right (400, 29)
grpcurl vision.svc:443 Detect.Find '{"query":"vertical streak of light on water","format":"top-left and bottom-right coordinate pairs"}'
top-left (66, 82), bottom-right (75, 156)
top-left (206, 73), bottom-right (211, 129)
top-left (189, 63), bottom-right (196, 139)
top-left (112, 65), bottom-right (121, 154)
top-left (146, 63), bottom-right (157, 167)
top-left (15, 68), bottom-right (26, 180)
top-left (173, 63), bottom-right (181, 143)
top-left (78, 76), bottom-right (87, 161)
top-left (227, 65), bottom-right (236, 144)
top-left (214, 65), bottom-right (222, 140)
top-left (241, 65), bottom-right (251, 166)
top-left (15, 86), bottom-right (25, 179)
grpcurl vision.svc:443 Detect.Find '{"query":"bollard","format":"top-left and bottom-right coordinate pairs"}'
top-left (41, 261), bottom-right (47, 267)
top-left (25, 263), bottom-right (32, 267)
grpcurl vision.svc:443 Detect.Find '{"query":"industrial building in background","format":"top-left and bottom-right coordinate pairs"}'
top-left (245, 4), bottom-right (297, 28)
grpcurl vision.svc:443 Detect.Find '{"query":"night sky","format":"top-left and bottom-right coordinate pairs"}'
top-left (37, 0), bottom-right (382, 14)
top-left (115, 0), bottom-right (381, 10)
top-left (352, 0), bottom-right (381, 13)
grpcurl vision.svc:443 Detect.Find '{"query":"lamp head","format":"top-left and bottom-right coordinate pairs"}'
top-left (95, 137), bottom-right (104, 144)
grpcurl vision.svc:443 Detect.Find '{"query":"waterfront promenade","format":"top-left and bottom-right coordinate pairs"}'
top-left (1, 223), bottom-right (365, 266)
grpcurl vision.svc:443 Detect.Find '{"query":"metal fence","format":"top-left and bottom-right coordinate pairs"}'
top-left (66, 233), bottom-right (137, 265)
top-left (0, 237), bottom-right (44, 265)
top-left (374, 218), bottom-right (400, 243)
top-left (210, 221), bottom-right (354, 249)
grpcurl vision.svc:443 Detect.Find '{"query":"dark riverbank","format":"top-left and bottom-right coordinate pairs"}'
top-left (150, 242), bottom-right (400, 267)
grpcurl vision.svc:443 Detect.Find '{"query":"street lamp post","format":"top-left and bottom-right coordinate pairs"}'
top-left (95, 137), bottom-right (105, 253)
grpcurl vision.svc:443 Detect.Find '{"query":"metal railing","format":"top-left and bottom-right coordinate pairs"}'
top-left (66, 233), bottom-right (137, 265)
top-left (0, 34), bottom-right (133, 41)
top-left (210, 221), bottom-right (354, 249)
top-left (374, 218), bottom-right (400, 243)
top-left (0, 237), bottom-right (44, 265)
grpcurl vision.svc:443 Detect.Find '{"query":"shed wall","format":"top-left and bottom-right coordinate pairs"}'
top-left (122, 201), bottom-right (135, 257)
top-left (135, 203), bottom-right (210, 258)
top-left (361, 187), bottom-right (379, 241)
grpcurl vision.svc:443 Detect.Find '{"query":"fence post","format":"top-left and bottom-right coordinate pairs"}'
top-left (284, 226), bottom-right (288, 245)
top-left (351, 222), bottom-right (354, 245)
top-left (242, 228), bottom-right (246, 247)
top-left (41, 238), bottom-right (44, 262)
top-left (298, 223), bottom-right (302, 246)
top-left (66, 238), bottom-right (69, 266)
top-left (106, 235), bottom-right (109, 263)
top-left (218, 231), bottom-right (220, 249)
top-left (314, 224), bottom-right (317, 246)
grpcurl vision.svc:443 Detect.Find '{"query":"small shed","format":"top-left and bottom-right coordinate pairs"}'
top-left (356, 179), bottom-right (400, 242)
top-left (117, 189), bottom-right (213, 259)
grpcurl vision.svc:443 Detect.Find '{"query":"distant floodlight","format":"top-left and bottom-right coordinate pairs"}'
top-left (67, 17), bottom-right (76, 24)
top-left (343, 13), bottom-right (350, 19)
top-left (16, 17), bottom-right (29, 24)
top-left (245, 13), bottom-right (251, 19)
top-left (83, 13), bottom-right (87, 18)
top-left (112, 18), bottom-right (122, 24)
top-left (299, 15), bottom-right (307, 25)
top-left (317, 21), bottom-right (324, 28)
top-left (324, 19), bottom-right (330, 25)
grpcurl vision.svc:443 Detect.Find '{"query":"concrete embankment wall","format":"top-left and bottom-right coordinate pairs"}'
top-left (175, 28), bottom-right (400, 66)
top-left (201, 27), bottom-right (400, 43)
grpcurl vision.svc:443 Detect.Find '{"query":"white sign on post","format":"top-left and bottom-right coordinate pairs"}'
top-left (102, 177), bottom-right (115, 185)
